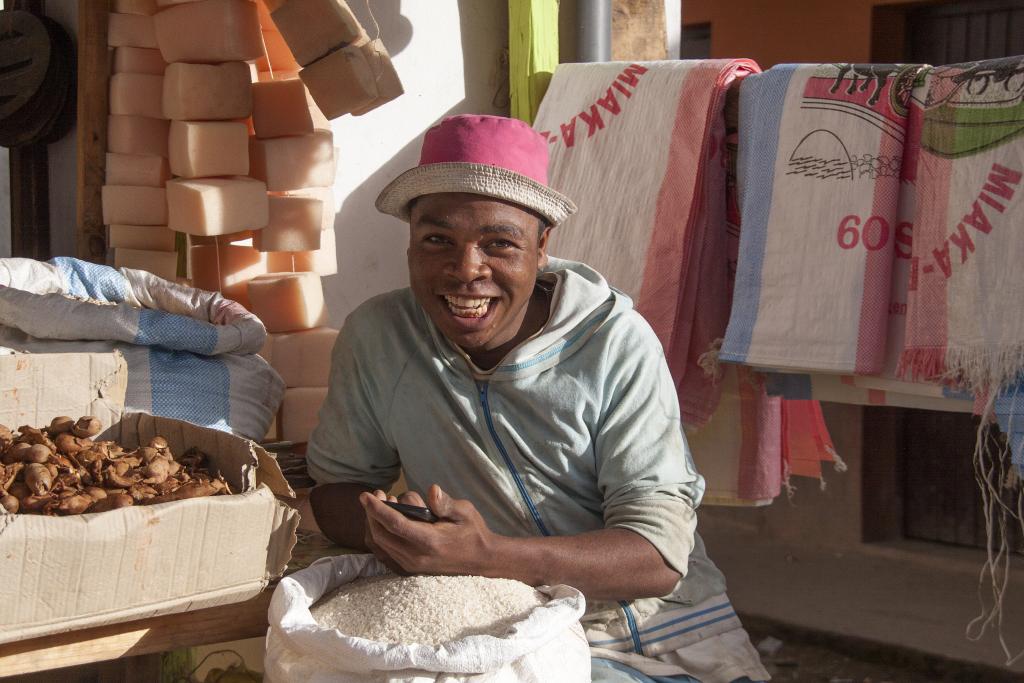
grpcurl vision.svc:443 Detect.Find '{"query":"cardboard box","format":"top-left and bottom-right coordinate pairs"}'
top-left (0, 352), bottom-right (298, 645)
top-left (0, 352), bottom-right (128, 431)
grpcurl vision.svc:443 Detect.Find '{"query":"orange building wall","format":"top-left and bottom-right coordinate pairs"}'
top-left (683, 0), bottom-right (921, 67)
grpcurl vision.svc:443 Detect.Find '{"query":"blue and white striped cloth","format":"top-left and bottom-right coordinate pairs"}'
top-left (0, 257), bottom-right (282, 439)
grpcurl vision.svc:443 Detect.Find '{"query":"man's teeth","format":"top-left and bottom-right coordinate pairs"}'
top-left (444, 295), bottom-right (492, 318)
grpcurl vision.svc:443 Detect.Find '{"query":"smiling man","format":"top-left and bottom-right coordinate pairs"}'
top-left (306, 115), bottom-right (768, 683)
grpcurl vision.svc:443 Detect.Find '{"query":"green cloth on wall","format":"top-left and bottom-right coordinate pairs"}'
top-left (509, 0), bottom-right (559, 124)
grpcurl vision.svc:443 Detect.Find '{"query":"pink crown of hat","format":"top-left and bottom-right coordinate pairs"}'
top-left (376, 114), bottom-right (577, 225)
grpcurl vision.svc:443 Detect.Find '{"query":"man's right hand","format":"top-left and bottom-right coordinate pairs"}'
top-left (363, 489), bottom-right (427, 573)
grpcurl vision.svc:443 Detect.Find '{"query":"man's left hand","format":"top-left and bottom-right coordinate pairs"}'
top-left (360, 484), bottom-right (496, 576)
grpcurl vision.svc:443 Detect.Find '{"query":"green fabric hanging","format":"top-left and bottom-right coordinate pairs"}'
top-left (509, 0), bottom-right (559, 124)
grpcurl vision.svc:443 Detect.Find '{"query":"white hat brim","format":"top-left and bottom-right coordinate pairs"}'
top-left (375, 162), bottom-right (577, 226)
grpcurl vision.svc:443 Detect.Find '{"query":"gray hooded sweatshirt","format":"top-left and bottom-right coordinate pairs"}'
top-left (306, 259), bottom-right (768, 682)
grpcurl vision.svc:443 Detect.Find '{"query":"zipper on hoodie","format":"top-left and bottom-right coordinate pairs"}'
top-left (477, 381), bottom-right (644, 656)
top-left (477, 381), bottom-right (551, 536)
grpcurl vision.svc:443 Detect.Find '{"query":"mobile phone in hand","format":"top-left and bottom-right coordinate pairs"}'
top-left (383, 501), bottom-right (439, 523)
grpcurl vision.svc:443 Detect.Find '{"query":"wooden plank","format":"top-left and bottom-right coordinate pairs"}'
top-left (611, 0), bottom-right (666, 61)
top-left (0, 591), bottom-right (272, 676)
top-left (75, 0), bottom-right (110, 263)
top-left (860, 406), bottom-right (905, 543)
top-left (9, 143), bottom-right (49, 259)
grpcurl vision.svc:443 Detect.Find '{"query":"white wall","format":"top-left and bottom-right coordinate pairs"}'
top-left (25, 1), bottom-right (507, 324)
top-left (323, 0), bottom-right (509, 325)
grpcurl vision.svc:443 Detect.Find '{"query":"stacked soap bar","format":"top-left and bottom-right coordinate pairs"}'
top-left (267, 0), bottom-right (403, 119)
top-left (270, 326), bottom-right (338, 443)
top-left (104, 2), bottom-right (176, 281)
top-left (154, 0), bottom-right (271, 308)
top-left (233, 2), bottom-right (338, 338)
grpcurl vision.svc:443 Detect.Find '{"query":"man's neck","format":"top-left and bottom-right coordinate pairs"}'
top-left (464, 284), bottom-right (551, 371)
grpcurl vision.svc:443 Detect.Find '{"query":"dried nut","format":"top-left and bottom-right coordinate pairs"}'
top-left (25, 463), bottom-right (53, 495)
top-left (142, 458), bottom-right (170, 485)
top-left (17, 426), bottom-right (50, 446)
top-left (88, 493), bottom-right (133, 513)
top-left (4, 442), bottom-right (30, 464)
top-left (149, 436), bottom-right (169, 450)
top-left (58, 494), bottom-right (94, 515)
top-left (137, 447), bottom-right (161, 464)
top-left (72, 416), bottom-right (102, 438)
top-left (8, 481), bottom-right (30, 499)
top-left (1, 493), bottom-right (18, 513)
top-left (26, 444), bottom-right (52, 464)
top-left (142, 481), bottom-right (217, 505)
top-left (128, 483), bottom-right (158, 502)
top-left (104, 467), bottom-right (136, 489)
top-left (84, 487), bottom-right (108, 501)
top-left (55, 433), bottom-right (88, 456)
top-left (20, 494), bottom-right (58, 515)
top-left (48, 416), bottom-right (75, 435)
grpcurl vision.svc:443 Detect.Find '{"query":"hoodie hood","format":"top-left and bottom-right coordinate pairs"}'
top-left (423, 257), bottom-right (632, 380)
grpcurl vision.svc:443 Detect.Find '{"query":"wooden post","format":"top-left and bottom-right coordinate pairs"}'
top-left (8, 0), bottom-right (49, 260)
top-left (76, 0), bottom-right (109, 263)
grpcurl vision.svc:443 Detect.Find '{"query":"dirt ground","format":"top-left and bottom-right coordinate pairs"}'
top-left (744, 617), bottom-right (1022, 683)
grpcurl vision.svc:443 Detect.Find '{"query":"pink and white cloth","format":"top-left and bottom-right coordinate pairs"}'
top-left (534, 59), bottom-right (759, 428)
top-left (899, 58), bottom-right (1024, 394)
top-left (722, 63), bottom-right (924, 375)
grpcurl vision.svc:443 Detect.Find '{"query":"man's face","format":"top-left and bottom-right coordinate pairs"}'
top-left (408, 192), bottom-right (551, 356)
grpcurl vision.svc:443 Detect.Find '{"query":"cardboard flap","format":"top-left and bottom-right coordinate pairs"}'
top-left (0, 352), bottom-right (127, 430)
top-left (254, 443), bottom-right (295, 498)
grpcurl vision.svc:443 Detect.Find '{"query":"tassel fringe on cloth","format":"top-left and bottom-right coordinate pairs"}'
top-left (898, 58), bottom-right (1024, 665)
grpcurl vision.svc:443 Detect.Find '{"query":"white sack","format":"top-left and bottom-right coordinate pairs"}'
top-left (265, 554), bottom-right (591, 683)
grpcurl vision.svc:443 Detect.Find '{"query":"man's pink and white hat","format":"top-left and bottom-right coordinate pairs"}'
top-left (375, 114), bottom-right (577, 225)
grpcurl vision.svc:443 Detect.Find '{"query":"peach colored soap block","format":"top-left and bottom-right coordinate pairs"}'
top-left (299, 43), bottom-right (376, 119)
top-left (168, 121), bottom-right (249, 178)
top-left (102, 185), bottom-right (168, 226)
top-left (112, 47), bottom-right (167, 75)
top-left (106, 153), bottom-right (170, 187)
top-left (267, 226), bottom-right (336, 275)
top-left (108, 13), bottom-right (157, 48)
top-left (254, 196), bottom-right (322, 252)
top-left (271, 327), bottom-right (338, 387)
top-left (167, 177), bottom-right (268, 236)
top-left (154, 0), bottom-right (263, 63)
top-left (109, 73), bottom-right (164, 119)
top-left (108, 224), bottom-right (176, 251)
top-left (247, 271), bottom-right (326, 332)
top-left (108, 115), bottom-right (170, 156)
top-left (114, 249), bottom-right (178, 281)
top-left (190, 242), bottom-right (269, 307)
top-left (275, 186), bottom-right (334, 230)
top-left (162, 62), bottom-right (252, 121)
top-left (113, 0), bottom-right (157, 14)
top-left (272, 0), bottom-right (364, 66)
top-left (249, 130), bottom-right (335, 191)
top-left (353, 39), bottom-right (403, 116)
top-left (280, 387), bottom-right (327, 443)
top-left (252, 79), bottom-right (312, 138)
top-left (262, 29), bottom-right (300, 72)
